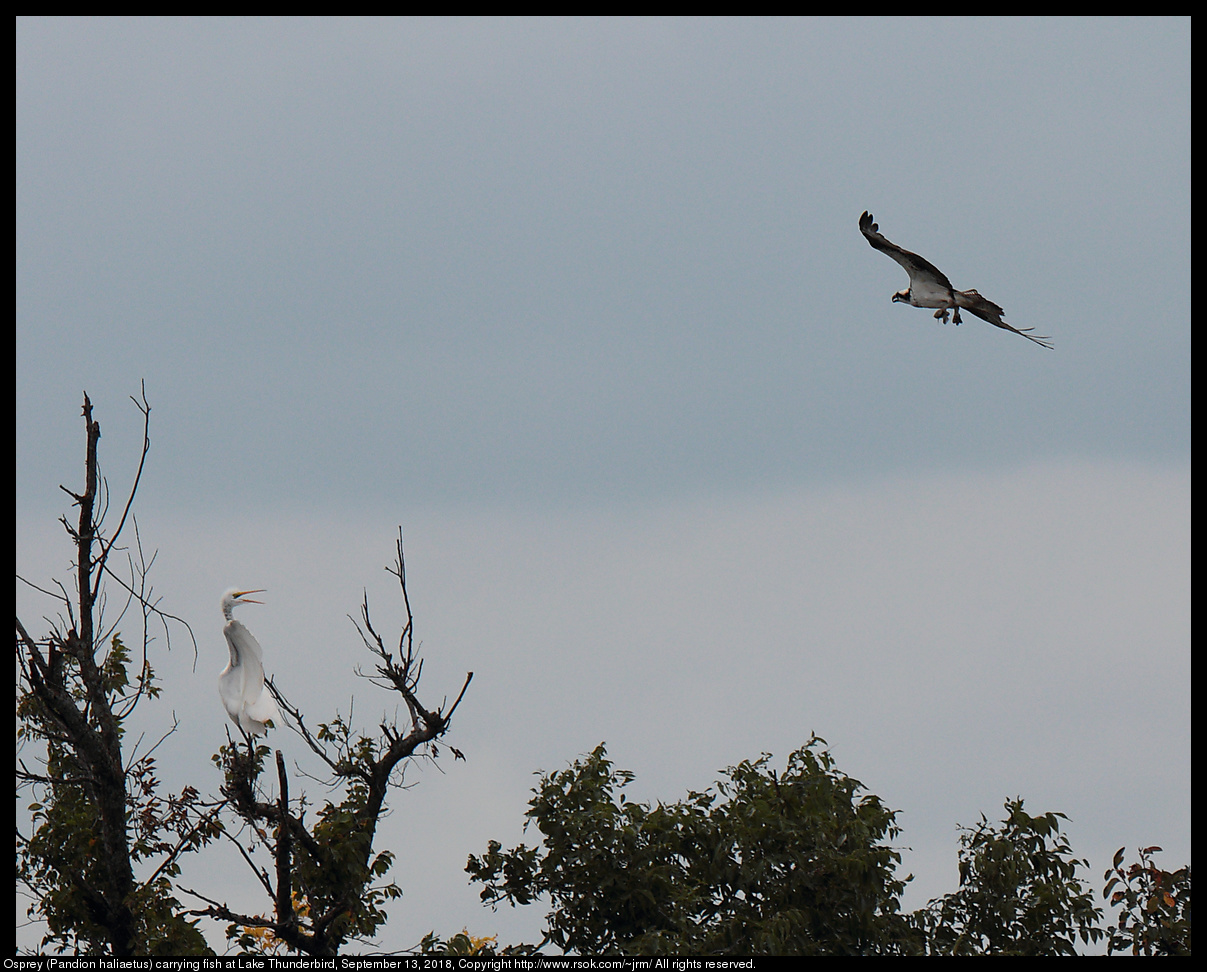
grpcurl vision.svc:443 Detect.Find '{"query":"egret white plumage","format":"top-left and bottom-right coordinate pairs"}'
top-left (219, 588), bottom-right (281, 736)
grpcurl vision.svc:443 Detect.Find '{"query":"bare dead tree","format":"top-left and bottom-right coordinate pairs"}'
top-left (183, 530), bottom-right (473, 956)
top-left (16, 388), bottom-right (221, 956)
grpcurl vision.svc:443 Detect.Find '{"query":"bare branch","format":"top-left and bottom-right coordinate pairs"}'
top-left (16, 574), bottom-right (72, 604)
top-left (179, 887), bottom-right (276, 931)
top-left (445, 671), bottom-right (475, 723)
top-left (268, 682), bottom-right (352, 781)
top-left (90, 382), bottom-right (151, 604)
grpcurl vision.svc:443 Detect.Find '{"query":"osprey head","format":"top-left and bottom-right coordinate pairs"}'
top-left (892, 289), bottom-right (910, 304)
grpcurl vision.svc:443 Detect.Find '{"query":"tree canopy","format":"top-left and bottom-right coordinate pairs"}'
top-left (916, 799), bottom-right (1102, 954)
top-left (463, 738), bottom-right (1161, 956)
top-left (468, 736), bottom-right (916, 954)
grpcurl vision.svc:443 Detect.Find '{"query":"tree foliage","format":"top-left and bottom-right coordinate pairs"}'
top-left (465, 743), bottom-right (1170, 956)
top-left (16, 390), bottom-right (218, 955)
top-left (916, 799), bottom-right (1103, 954)
top-left (1103, 845), bottom-right (1191, 955)
top-left (467, 736), bottom-right (918, 955)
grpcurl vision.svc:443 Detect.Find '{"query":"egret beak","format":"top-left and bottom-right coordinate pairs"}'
top-left (234, 589), bottom-right (266, 603)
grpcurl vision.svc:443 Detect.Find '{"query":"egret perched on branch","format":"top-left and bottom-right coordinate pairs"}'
top-left (219, 588), bottom-right (281, 736)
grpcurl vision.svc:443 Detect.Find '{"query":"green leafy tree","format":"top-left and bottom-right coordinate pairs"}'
top-left (17, 390), bottom-right (219, 955)
top-left (183, 533), bottom-right (473, 956)
top-left (417, 929), bottom-right (501, 955)
top-left (915, 799), bottom-right (1103, 954)
top-left (467, 736), bottom-right (919, 955)
top-left (1103, 846), bottom-right (1191, 955)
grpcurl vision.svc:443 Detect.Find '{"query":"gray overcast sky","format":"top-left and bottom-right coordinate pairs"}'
top-left (17, 17), bottom-right (1189, 954)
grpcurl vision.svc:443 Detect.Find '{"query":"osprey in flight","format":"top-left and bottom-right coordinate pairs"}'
top-left (859, 211), bottom-right (1052, 349)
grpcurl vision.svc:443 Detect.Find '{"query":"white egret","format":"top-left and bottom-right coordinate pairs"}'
top-left (219, 588), bottom-right (281, 736)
